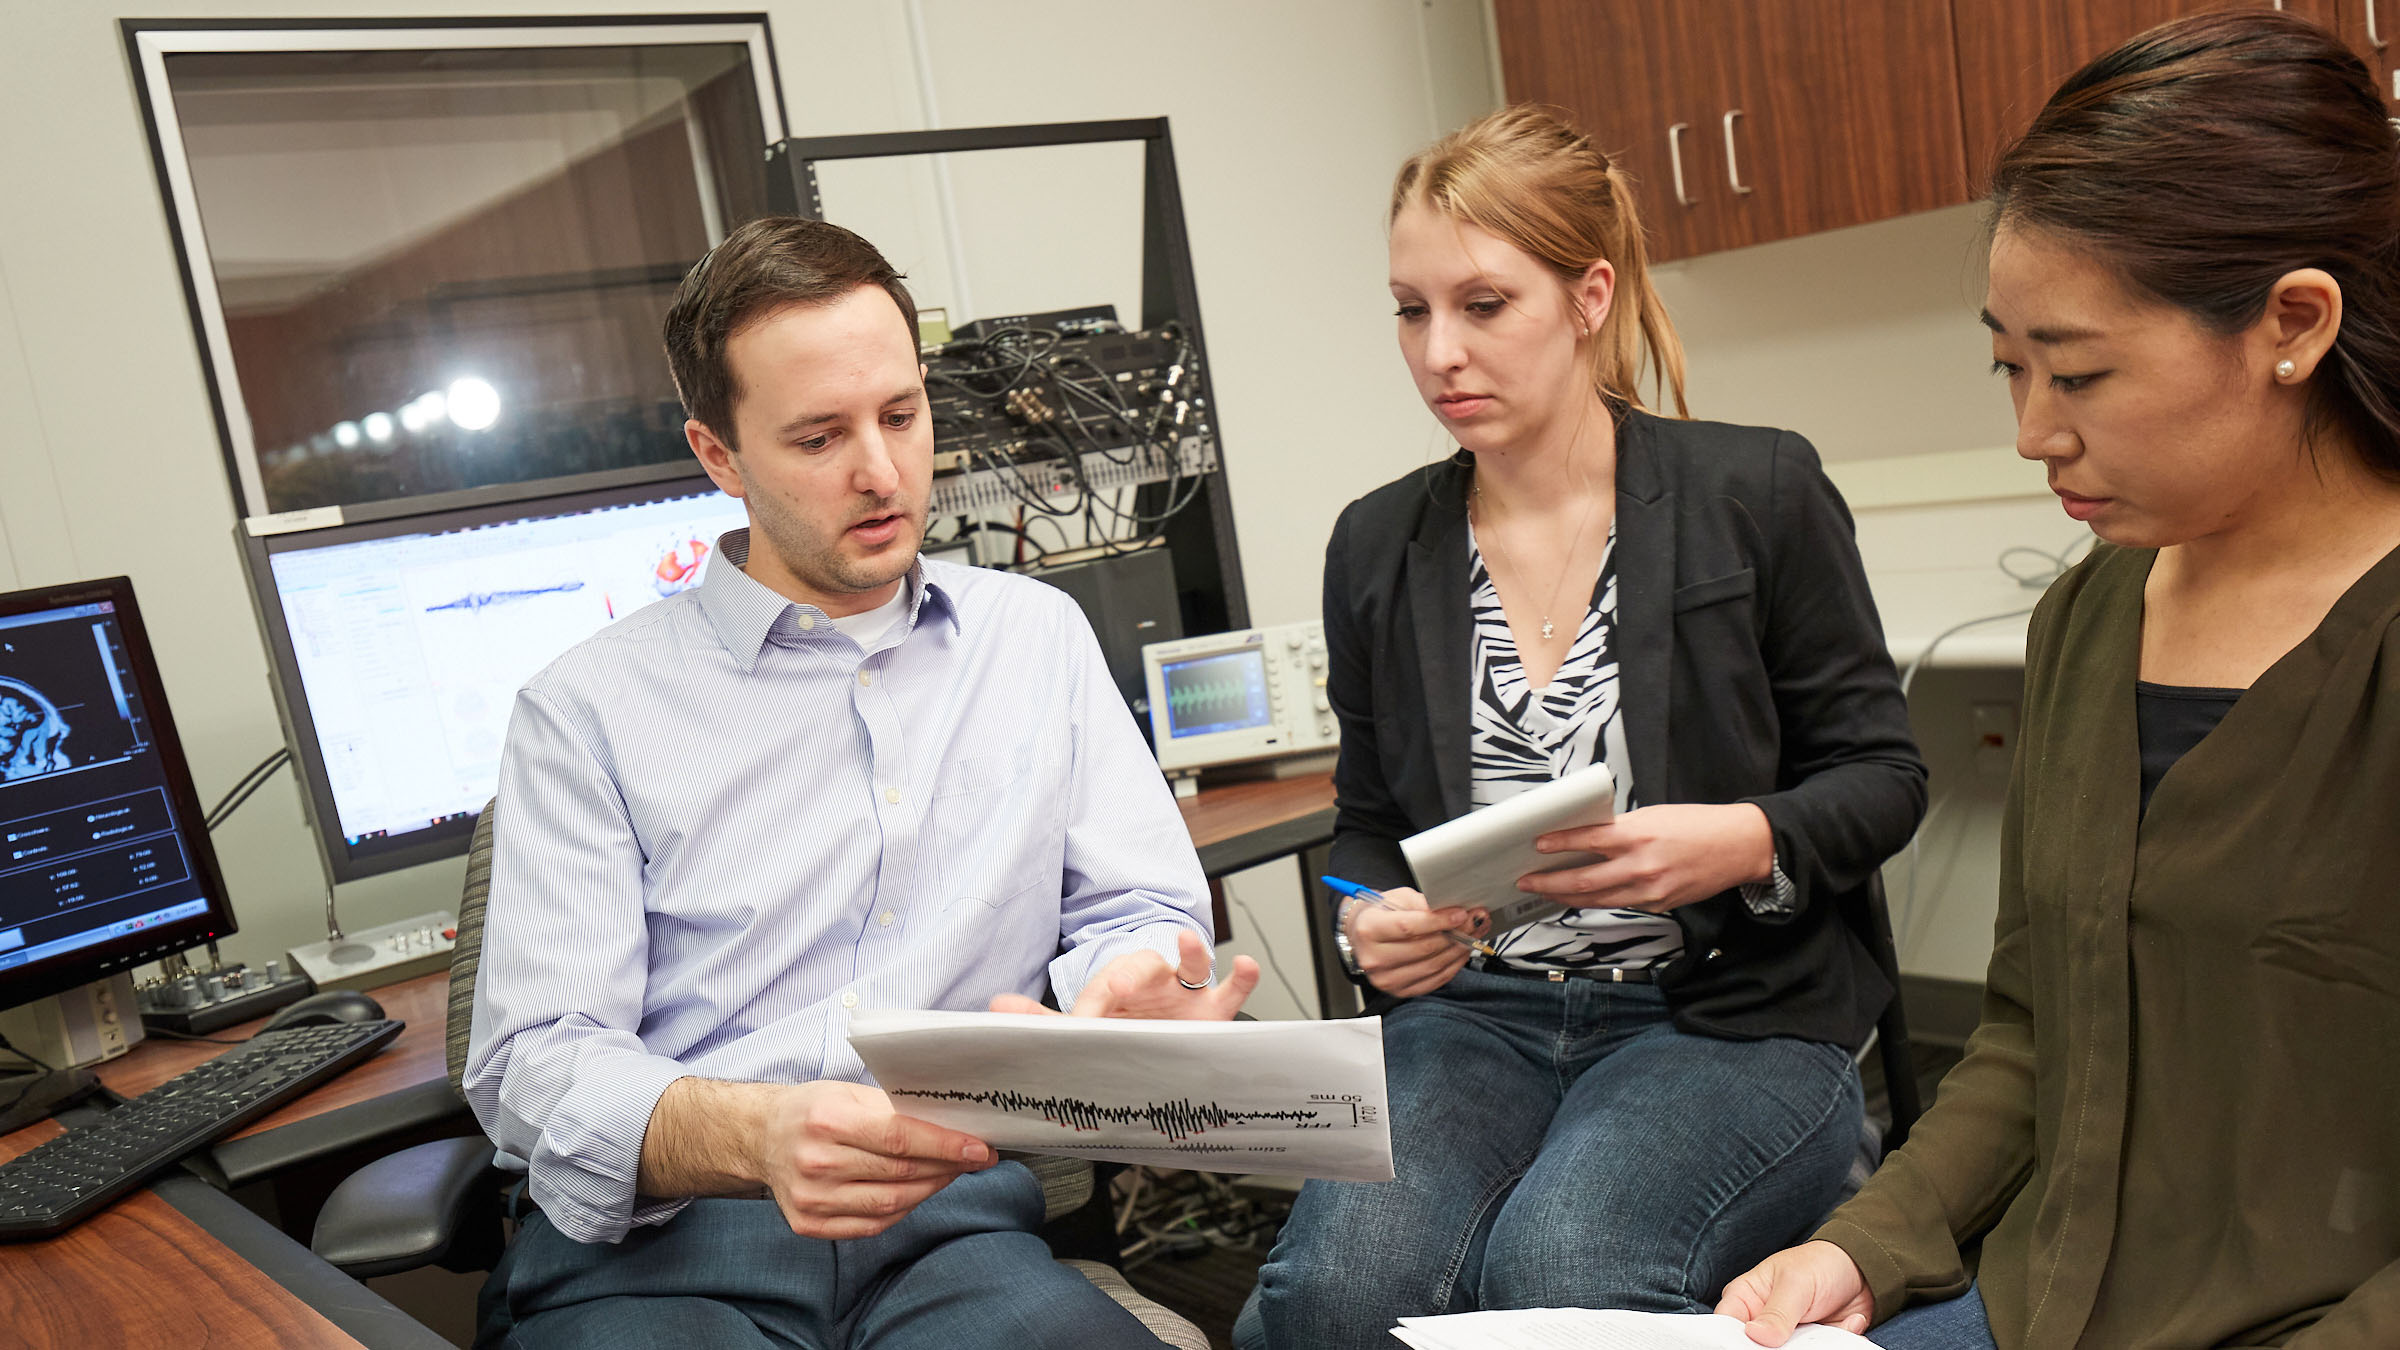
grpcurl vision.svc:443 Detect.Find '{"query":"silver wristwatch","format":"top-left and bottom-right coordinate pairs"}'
top-left (1332, 898), bottom-right (1365, 980)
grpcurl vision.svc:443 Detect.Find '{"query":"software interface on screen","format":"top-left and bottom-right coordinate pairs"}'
top-left (268, 486), bottom-right (747, 850)
top-left (1160, 649), bottom-right (1272, 739)
top-left (0, 601), bottom-right (214, 974)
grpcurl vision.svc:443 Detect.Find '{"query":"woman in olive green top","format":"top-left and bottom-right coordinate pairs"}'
top-left (1721, 13), bottom-right (2400, 1349)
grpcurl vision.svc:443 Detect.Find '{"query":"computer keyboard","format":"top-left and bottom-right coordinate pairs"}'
top-left (0, 1017), bottom-right (403, 1241)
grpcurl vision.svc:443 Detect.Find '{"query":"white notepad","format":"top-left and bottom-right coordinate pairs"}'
top-left (1399, 763), bottom-right (1616, 935)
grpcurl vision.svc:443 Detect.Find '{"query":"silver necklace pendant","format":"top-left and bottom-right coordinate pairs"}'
top-left (1540, 618), bottom-right (1555, 640)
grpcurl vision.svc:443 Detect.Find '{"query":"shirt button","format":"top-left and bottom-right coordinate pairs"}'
top-left (884, 787), bottom-right (901, 804)
top-left (798, 614), bottom-right (817, 631)
top-left (841, 991), bottom-right (859, 1009)
top-left (879, 911), bottom-right (895, 927)
top-left (858, 671), bottom-right (874, 687)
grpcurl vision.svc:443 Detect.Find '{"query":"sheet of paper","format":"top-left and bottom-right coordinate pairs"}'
top-left (846, 1010), bottom-right (1394, 1181)
top-left (1399, 762), bottom-right (1616, 932)
top-left (1391, 1309), bottom-right (1874, 1350)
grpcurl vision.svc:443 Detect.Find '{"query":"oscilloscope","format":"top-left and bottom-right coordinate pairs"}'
top-left (1142, 620), bottom-right (1339, 777)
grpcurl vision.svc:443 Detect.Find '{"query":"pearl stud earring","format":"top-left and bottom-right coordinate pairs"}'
top-left (2276, 358), bottom-right (2298, 379)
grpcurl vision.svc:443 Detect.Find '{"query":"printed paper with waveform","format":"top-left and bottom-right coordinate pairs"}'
top-left (849, 1011), bottom-right (1393, 1181)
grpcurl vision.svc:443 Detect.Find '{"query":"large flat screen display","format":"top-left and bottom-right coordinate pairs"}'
top-left (244, 472), bottom-right (746, 882)
top-left (0, 577), bottom-right (235, 1011)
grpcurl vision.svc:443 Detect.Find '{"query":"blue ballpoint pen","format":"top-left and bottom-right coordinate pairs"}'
top-left (1321, 876), bottom-right (1496, 956)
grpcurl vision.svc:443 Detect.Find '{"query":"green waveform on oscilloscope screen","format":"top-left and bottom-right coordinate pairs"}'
top-left (1167, 676), bottom-right (1254, 716)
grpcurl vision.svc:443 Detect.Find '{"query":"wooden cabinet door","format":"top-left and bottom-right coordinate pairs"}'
top-left (1490, 0), bottom-right (1733, 262)
top-left (1952, 0), bottom-right (2338, 190)
top-left (2329, 0), bottom-right (2400, 112)
top-left (1709, 0), bottom-right (1971, 252)
top-left (1496, 1), bottom-right (1968, 260)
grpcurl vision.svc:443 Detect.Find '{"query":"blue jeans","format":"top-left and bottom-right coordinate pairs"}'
top-left (477, 1161), bottom-right (1166, 1349)
top-left (1245, 970), bottom-right (1862, 1350)
top-left (1870, 1284), bottom-right (1996, 1349)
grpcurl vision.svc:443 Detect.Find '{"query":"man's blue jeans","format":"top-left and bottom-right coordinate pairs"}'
top-left (1245, 969), bottom-right (1863, 1350)
top-left (476, 1160), bottom-right (1166, 1349)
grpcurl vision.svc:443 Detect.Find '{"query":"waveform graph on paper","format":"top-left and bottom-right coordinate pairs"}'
top-left (849, 1010), bottom-right (1396, 1182)
top-left (886, 1088), bottom-right (1362, 1142)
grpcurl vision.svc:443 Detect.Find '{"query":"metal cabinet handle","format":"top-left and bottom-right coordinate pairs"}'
top-left (1667, 122), bottom-right (1695, 206)
top-left (2373, 0), bottom-right (2388, 50)
top-left (1723, 109), bottom-right (1754, 195)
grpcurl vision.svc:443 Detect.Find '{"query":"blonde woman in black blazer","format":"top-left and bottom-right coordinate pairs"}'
top-left (1241, 108), bottom-right (1924, 1349)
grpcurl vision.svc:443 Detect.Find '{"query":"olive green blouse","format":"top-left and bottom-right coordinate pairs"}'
top-left (1819, 542), bottom-right (2400, 1348)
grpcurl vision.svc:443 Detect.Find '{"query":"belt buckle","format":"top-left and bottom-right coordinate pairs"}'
top-left (1546, 970), bottom-right (1565, 983)
top-left (1610, 968), bottom-right (1626, 983)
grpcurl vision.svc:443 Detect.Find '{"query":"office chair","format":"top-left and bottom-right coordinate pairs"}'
top-left (1849, 872), bottom-right (1924, 1155)
top-left (309, 800), bottom-right (1209, 1350)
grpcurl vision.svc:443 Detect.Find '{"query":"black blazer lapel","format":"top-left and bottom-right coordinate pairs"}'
top-left (1613, 418), bottom-right (1675, 806)
top-left (1406, 475), bottom-right (1473, 820)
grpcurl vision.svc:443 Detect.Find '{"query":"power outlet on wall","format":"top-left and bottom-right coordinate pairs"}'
top-left (1971, 701), bottom-right (2017, 780)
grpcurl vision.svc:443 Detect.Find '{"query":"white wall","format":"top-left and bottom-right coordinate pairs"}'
top-left (1657, 202), bottom-right (2019, 463)
top-left (0, 0), bottom-right (2041, 1013)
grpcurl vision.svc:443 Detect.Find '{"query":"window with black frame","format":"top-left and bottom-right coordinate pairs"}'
top-left (125, 18), bottom-right (784, 519)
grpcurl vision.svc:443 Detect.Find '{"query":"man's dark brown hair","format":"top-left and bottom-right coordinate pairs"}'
top-left (663, 216), bottom-right (916, 448)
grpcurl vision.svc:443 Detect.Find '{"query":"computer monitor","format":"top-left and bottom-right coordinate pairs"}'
top-left (240, 471), bottom-right (748, 883)
top-left (1142, 620), bottom-right (1341, 775)
top-left (0, 576), bottom-right (237, 1015)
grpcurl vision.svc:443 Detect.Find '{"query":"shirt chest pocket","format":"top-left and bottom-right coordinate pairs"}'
top-left (930, 751), bottom-right (1065, 909)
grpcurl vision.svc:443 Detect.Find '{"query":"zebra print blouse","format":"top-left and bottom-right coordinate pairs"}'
top-left (1466, 524), bottom-right (1684, 972)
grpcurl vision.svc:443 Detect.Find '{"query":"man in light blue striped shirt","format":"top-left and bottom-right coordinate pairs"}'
top-left (465, 217), bottom-right (1256, 1350)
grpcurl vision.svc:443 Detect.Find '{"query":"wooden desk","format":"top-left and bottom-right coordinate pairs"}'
top-left (1174, 769), bottom-right (1355, 1017)
top-left (0, 974), bottom-right (460, 1350)
top-left (0, 1119), bottom-right (368, 1347)
top-left (96, 971), bottom-right (452, 1144)
top-left (1177, 770), bottom-right (1337, 878)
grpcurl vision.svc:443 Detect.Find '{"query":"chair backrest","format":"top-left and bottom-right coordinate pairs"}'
top-left (444, 799), bottom-right (498, 1097)
top-left (1845, 872), bottom-right (1923, 1151)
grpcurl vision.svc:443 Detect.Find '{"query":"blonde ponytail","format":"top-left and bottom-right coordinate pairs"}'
top-left (1598, 164), bottom-right (1689, 418)
top-left (1393, 106), bottom-right (1690, 418)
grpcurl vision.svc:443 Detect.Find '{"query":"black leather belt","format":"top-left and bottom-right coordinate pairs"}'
top-left (1474, 959), bottom-right (1659, 984)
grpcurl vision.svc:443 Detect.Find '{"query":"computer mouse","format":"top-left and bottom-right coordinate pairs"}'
top-left (262, 988), bottom-right (386, 1032)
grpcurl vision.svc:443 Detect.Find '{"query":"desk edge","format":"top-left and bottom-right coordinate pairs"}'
top-left (154, 1170), bottom-right (457, 1350)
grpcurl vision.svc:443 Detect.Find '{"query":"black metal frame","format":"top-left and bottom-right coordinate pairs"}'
top-left (766, 118), bottom-right (1250, 635)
